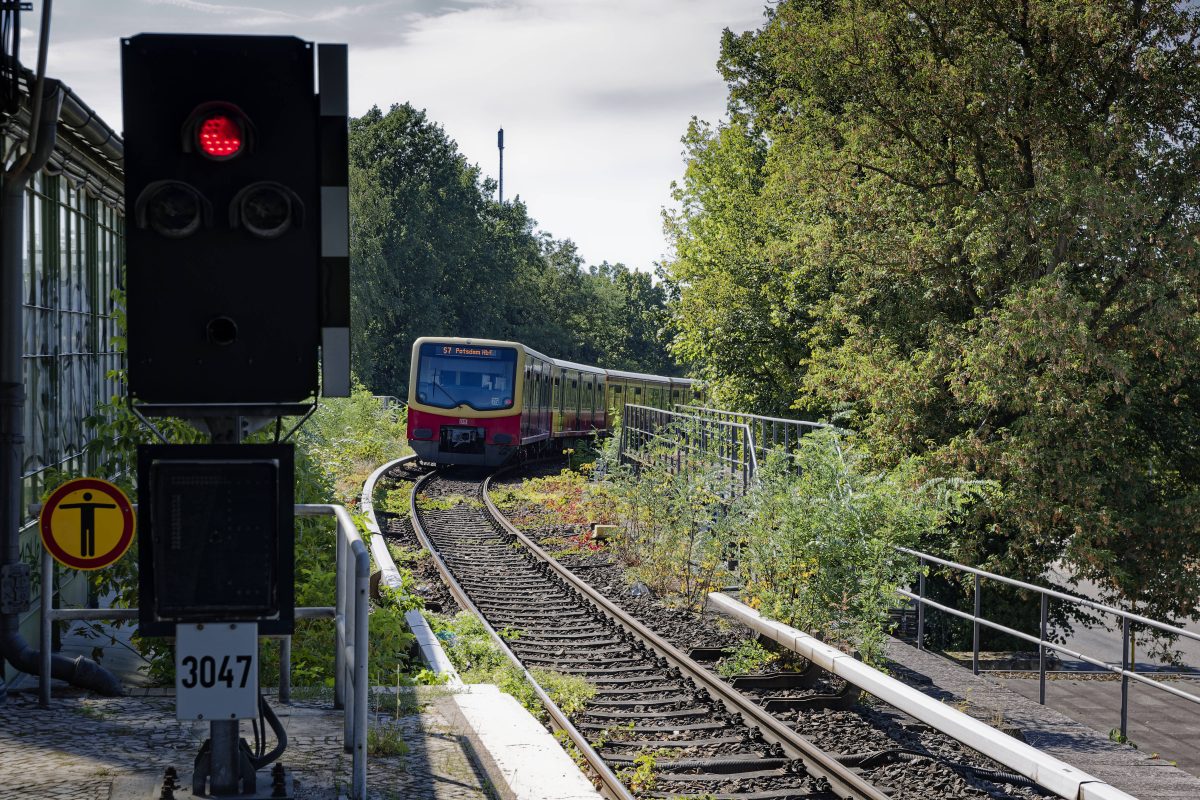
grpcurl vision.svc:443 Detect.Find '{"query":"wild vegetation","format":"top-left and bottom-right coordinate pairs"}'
top-left (503, 430), bottom-right (985, 666)
top-left (664, 0), bottom-right (1200, 620)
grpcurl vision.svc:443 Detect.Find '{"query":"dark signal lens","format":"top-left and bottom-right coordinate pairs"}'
top-left (241, 185), bottom-right (291, 237)
top-left (138, 181), bottom-right (206, 238)
top-left (198, 114), bottom-right (243, 159)
top-left (231, 182), bottom-right (302, 238)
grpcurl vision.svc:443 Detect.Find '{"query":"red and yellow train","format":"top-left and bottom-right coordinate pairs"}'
top-left (406, 336), bottom-right (699, 466)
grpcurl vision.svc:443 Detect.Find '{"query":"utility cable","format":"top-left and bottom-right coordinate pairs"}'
top-left (250, 693), bottom-right (287, 768)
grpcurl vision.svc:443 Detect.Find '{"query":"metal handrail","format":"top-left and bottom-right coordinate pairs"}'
top-left (39, 502), bottom-right (370, 800)
top-left (675, 406), bottom-right (829, 467)
top-left (620, 404), bottom-right (758, 494)
top-left (676, 404), bottom-right (832, 430)
top-left (898, 546), bottom-right (1200, 643)
top-left (897, 545), bottom-right (1200, 741)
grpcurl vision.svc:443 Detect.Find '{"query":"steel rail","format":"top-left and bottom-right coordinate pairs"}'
top-left (408, 469), bottom-right (636, 800)
top-left (481, 469), bottom-right (890, 800)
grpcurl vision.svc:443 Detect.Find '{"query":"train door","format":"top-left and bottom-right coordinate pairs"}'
top-left (646, 383), bottom-right (662, 410)
top-left (595, 375), bottom-right (606, 431)
top-left (670, 385), bottom-right (682, 410)
top-left (552, 370), bottom-right (563, 435)
top-left (582, 375), bottom-right (594, 430)
top-left (606, 379), bottom-right (624, 429)
top-left (540, 362), bottom-right (551, 435)
top-left (566, 370), bottom-right (580, 432)
top-left (520, 364), bottom-right (530, 438)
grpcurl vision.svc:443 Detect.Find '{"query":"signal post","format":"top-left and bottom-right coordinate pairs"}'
top-left (119, 33), bottom-right (349, 799)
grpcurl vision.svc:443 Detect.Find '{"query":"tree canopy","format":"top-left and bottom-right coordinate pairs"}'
top-left (664, 1), bottom-right (1200, 617)
top-left (349, 103), bottom-right (677, 398)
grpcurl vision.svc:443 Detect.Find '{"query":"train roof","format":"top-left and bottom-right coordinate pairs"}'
top-left (604, 368), bottom-right (693, 384)
top-left (553, 358), bottom-right (606, 374)
top-left (412, 336), bottom-right (694, 385)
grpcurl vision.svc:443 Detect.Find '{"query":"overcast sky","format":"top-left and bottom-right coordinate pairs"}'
top-left (22, 0), bottom-right (766, 271)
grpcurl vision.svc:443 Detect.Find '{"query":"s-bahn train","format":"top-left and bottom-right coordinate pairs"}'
top-left (406, 336), bottom-right (700, 467)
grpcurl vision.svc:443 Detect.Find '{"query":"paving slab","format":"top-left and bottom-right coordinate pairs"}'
top-left (0, 685), bottom-right (499, 800)
top-left (885, 638), bottom-right (1200, 799)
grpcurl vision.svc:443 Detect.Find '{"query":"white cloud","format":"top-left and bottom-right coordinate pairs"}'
top-left (24, 0), bottom-right (766, 269)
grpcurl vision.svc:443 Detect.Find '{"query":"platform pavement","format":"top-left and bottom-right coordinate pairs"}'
top-left (2, 621), bottom-right (502, 799)
top-left (2, 613), bottom-right (602, 800)
top-left (884, 638), bottom-right (1200, 799)
top-left (0, 683), bottom-right (502, 800)
top-left (996, 673), bottom-right (1200, 777)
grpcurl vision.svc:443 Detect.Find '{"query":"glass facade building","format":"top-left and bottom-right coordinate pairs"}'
top-left (1, 81), bottom-right (125, 682)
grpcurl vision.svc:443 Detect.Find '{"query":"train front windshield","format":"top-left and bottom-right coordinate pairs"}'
top-left (415, 343), bottom-right (518, 411)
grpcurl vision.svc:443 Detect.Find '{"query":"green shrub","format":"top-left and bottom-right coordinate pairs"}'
top-left (731, 430), bottom-right (988, 664)
top-left (716, 639), bottom-right (778, 678)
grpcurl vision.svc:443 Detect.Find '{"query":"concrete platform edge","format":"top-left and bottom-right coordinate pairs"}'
top-left (710, 591), bottom-right (1137, 800)
top-left (450, 684), bottom-right (602, 800)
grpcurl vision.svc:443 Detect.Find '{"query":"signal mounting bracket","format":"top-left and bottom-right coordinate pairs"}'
top-left (130, 401), bottom-right (316, 443)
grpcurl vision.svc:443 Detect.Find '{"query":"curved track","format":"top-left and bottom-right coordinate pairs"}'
top-left (409, 468), bottom-right (891, 800)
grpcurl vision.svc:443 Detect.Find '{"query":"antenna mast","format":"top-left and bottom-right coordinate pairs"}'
top-left (497, 127), bottom-right (504, 204)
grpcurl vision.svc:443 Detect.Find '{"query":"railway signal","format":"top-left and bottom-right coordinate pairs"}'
top-left (120, 34), bottom-right (348, 796)
top-left (121, 33), bottom-right (349, 408)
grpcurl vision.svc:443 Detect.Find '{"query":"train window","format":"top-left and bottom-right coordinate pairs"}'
top-left (571, 379), bottom-right (577, 388)
top-left (613, 385), bottom-right (623, 393)
top-left (416, 342), bottom-right (517, 410)
top-left (634, 387), bottom-right (642, 395)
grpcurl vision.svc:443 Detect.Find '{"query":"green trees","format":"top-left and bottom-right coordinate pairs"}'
top-left (665, 1), bottom-right (1200, 617)
top-left (349, 104), bottom-right (677, 397)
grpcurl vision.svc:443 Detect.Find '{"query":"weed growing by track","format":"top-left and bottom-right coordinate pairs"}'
top-left (425, 611), bottom-right (596, 718)
top-left (415, 493), bottom-right (480, 512)
top-left (716, 639), bottom-right (778, 678)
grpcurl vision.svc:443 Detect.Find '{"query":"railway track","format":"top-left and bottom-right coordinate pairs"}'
top-left (408, 467), bottom-right (892, 800)
top-left (375, 461), bottom-right (1049, 799)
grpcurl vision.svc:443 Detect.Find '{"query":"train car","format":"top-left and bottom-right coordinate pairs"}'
top-left (406, 336), bottom-right (697, 467)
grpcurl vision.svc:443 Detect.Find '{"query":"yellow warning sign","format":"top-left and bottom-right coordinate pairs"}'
top-left (39, 478), bottom-right (135, 570)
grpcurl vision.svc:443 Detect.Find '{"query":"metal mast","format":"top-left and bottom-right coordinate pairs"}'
top-left (497, 127), bottom-right (504, 203)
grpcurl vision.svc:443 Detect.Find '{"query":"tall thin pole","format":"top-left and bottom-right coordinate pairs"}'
top-left (497, 127), bottom-right (504, 204)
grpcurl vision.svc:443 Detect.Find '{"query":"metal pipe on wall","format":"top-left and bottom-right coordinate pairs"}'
top-left (0, 79), bottom-right (122, 699)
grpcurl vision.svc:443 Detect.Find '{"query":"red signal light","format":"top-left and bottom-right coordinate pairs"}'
top-left (197, 113), bottom-right (243, 159)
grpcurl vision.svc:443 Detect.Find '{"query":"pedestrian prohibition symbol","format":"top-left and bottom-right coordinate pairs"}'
top-left (39, 478), bottom-right (136, 570)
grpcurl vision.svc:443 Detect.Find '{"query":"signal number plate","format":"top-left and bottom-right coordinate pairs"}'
top-left (175, 622), bottom-right (258, 721)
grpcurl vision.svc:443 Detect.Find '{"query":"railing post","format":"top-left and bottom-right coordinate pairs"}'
top-left (1039, 594), bottom-right (1048, 705)
top-left (972, 573), bottom-right (981, 675)
top-left (40, 549), bottom-right (53, 707)
top-left (343, 531), bottom-right (354, 751)
top-left (916, 557), bottom-right (926, 651)
top-left (279, 637), bottom-right (291, 703)
top-left (1120, 616), bottom-right (1130, 740)
top-left (334, 526), bottom-right (346, 711)
top-left (353, 544), bottom-right (370, 800)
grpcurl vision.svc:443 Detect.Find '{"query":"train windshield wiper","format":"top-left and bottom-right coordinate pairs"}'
top-left (430, 379), bottom-right (460, 406)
